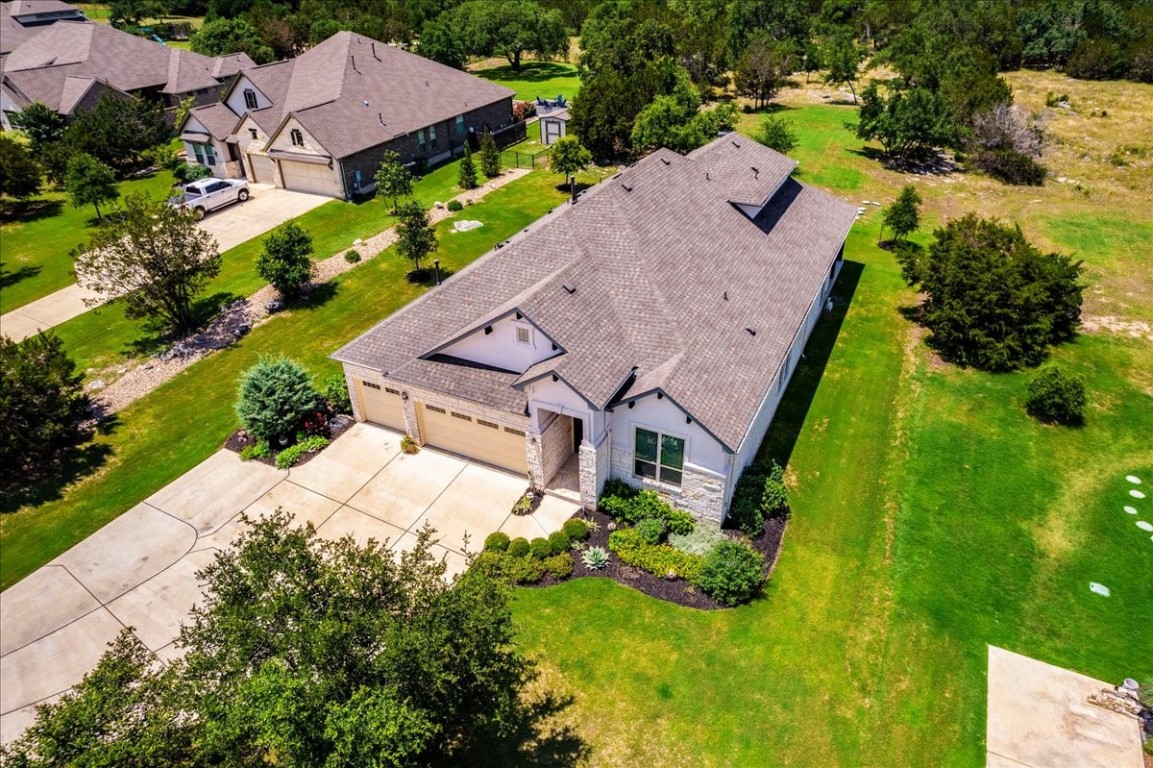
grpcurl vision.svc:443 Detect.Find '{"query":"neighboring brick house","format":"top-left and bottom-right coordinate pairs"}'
top-left (333, 134), bottom-right (858, 525)
top-left (177, 31), bottom-right (515, 197)
top-left (0, 0), bottom-right (252, 129)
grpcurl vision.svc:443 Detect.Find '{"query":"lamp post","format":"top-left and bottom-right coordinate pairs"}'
top-left (433, 259), bottom-right (441, 286)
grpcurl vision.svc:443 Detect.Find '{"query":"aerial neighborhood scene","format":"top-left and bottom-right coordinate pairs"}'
top-left (1, 0), bottom-right (1151, 764)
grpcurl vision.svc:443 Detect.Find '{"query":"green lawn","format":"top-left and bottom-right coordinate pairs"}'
top-left (471, 61), bottom-right (580, 103)
top-left (0, 170), bottom-right (570, 589)
top-left (1, 171), bottom-right (176, 313)
top-left (48, 156), bottom-right (474, 374)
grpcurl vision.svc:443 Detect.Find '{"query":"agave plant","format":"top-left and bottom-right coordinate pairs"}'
top-left (582, 546), bottom-right (609, 570)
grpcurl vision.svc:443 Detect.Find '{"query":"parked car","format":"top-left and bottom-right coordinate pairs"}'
top-left (169, 178), bottom-right (249, 219)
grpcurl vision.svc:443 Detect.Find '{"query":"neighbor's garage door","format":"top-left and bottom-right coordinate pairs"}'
top-left (249, 153), bottom-right (276, 184)
top-left (418, 403), bottom-right (528, 474)
top-left (279, 160), bottom-right (342, 197)
top-left (357, 380), bottom-right (405, 431)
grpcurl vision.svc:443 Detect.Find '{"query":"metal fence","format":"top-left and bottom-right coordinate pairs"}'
top-left (501, 148), bottom-right (550, 169)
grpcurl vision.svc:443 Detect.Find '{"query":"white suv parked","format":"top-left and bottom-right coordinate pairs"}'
top-left (170, 178), bottom-right (250, 219)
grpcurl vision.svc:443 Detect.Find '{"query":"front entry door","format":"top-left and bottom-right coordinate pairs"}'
top-left (572, 417), bottom-right (583, 452)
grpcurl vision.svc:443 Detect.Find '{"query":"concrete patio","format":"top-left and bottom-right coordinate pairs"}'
top-left (0, 422), bottom-right (578, 743)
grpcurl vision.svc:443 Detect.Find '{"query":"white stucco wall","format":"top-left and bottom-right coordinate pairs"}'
top-left (439, 314), bottom-right (559, 374)
top-left (609, 393), bottom-right (729, 474)
top-left (226, 76), bottom-right (272, 116)
top-left (525, 376), bottom-right (602, 444)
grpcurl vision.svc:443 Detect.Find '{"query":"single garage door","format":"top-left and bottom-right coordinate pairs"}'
top-left (279, 159), bottom-right (342, 197)
top-left (357, 379), bottom-right (405, 431)
top-left (248, 153), bottom-right (276, 184)
top-left (418, 403), bottom-right (528, 474)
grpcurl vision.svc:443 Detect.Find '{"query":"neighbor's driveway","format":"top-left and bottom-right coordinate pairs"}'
top-left (0, 186), bottom-right (331, 342)
top-left (0, 423), bottom-right (577, 743)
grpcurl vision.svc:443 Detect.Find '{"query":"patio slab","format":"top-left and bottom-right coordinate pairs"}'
top-left (986, 645), bottom-right (1143, 768)
top-left (0, 567), bottom-right (99, 656)
top-left (147, 450), bottom-right (283, 536)
top-left (51, 502), bottom-right (194, 603)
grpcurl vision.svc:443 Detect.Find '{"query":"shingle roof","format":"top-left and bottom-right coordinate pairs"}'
top-left (233, 31), bottom-right (514, 159)
top-left (7, 0), bottom-right (79, 16)
top-left (334, 134), bottom-right (857, 452)
top-left (184, 101), bottom-right (241, 140)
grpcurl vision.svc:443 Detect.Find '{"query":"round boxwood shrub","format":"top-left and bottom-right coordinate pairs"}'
top-left (507, 537), bottom-right (530, 558)
top-left (562, 518), bottom-right (590, 541)
top-left (471, 551), bottom-right (506, 579)
top-left (505, 555), bottom-right (545, 584)
top-left (447, 199), bottom-right (464, 212)
top-left (698, 540), bottom-right (766, 607)
top-left (235, 356), bottom-right (320, 444)
top-left (484, 531), bottom-right (511, 552)
top-left (547, 530), bottom-right (570, 555)
top-left (529, 537), bottom-right (552, 560)
top-left (543, 552), bottom-right (574, 579)
top-left (1025, 365), bottom-right (1086, 425)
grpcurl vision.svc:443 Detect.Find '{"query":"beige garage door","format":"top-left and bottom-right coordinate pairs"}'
top-left (249, 153), bottom-right (276, 184)
top-left (279, 160), bottom-right (342, 197)
top-left (357, 380), bottom-right (405, 431)
top-left (418, 404), bottom-right (528, 474)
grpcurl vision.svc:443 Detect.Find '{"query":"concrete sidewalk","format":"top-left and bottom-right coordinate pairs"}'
top-left (0, 423), bottom-right (577, 743)
top-left (0, 186), bottom-right (330, 342)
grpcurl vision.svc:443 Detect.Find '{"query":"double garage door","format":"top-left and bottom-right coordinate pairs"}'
top-left (418, 403), bottom-right (528, 475)
top-left (279, 160), bottom-right (342, 197)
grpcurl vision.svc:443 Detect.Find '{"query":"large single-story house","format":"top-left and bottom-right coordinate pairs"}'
top-left (332, 134), bottom-right (857, 524)
top-left (0, 0), bottom-right (252, 129)
top-left (176, 31), bottom-right (516, 198)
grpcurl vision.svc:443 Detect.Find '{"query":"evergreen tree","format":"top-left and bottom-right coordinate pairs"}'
top-left (235, 357), bottom-right (319, 444)
top-left (395, 201), bottom-right (437, 273)
top-left (458, 145), bottom-right (478, 190)
top-left (479, 131), bottom-right (501, 178)
top-left (9, 103), bottom-right (67, 153)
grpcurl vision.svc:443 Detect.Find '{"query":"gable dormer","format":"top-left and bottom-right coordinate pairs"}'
top-left (225, 75), bottom-right (271, 117)
top-left (429, 310), bottom-right (561, 374)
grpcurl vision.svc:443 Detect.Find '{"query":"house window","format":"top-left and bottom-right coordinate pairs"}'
top-left (455, 114), bottom-right (465, 136)
top-left (204, 144), bottom-right (217, 166)
top-left (191, 143), bottom-right (205, 164)
top-left (778, 359), bottom-right (790, 392)
top-left (243, 89), bottom-right (257, 110)
top-left (416, 129), bottom-right (426, 153)
top-left (634, 428), bottom-right (685, 486)
top-left (249, 128), bottom-right (258, 140)
top-left (290, 129), bottom-right (304, 147)
top-left (429, 124), bottom-right (437, 148)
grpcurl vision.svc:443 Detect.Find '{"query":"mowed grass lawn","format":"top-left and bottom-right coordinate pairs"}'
top-left (0, 170), bottom-right (175, 312)
top-left (50, 156), bottom-right (478, 374)
top-left (512, 85), bottom-right (1152, 764)
top-left (0, 170), bottom-right (570, 588)
top-left (471, 61), bottom-right (580, 103)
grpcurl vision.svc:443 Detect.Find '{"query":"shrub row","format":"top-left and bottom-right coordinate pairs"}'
top-left (728, 461), bottom-right (789, 536)
top-left (608, 528), bottom-right (704, 583)
top-left (473, 549), bottom-right (575, 585)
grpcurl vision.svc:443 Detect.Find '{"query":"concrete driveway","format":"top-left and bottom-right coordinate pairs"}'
top-left (199, 184), bottom-right (331, 253)
top-left (0, 423), bottom-right (578, 743)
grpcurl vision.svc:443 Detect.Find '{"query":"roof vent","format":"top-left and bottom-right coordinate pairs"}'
top-left (351, 55), bottom-right (358, 72)
top-left (620, 182), bottom-right (633, 192)
top-left (731, 139), bottom-right (741, 149)
top-left (660, 157), bottom-right (670, 165)
top-left (751, 166), bottom-right (759, 178)
top-left (378, 112), bottom-right (385, 125)
top-left (563, 284), bottom-right (576, 294)
top-left (745, 326), bottom-right (757, 336)
top-left (484, 325), bottom-right (493, 335)
top-left (723, 291), bottom-right (728, 301)
top-left (706, 172), bottom-right (710, 181)
top-left (363, 100), bottom-right (369, 107)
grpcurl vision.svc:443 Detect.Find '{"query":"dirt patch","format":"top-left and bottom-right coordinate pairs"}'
top-left (1082, 314), bottom-right (1153, 341)
top-left (525, 509), bottom-right (786, 610)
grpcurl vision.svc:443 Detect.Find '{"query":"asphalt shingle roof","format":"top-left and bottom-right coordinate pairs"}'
top-left (334, 134), bottom-right (857, 452)
top-left (230, 31), bottom-right (514, 159)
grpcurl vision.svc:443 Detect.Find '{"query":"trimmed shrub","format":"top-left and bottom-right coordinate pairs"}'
top-left (505, 555), bottom-right (545, 584)
top-left (669, 524), bottom-right (729, 556)
top-left (529, 537), bottom-right (552, 560)
top-left (636, 517), bottom-right (666, 545)
top-left (507, 537), bottom-right (530, 558)
top-left (344, 249), bottom-right (361, 263)
top-left (729, 461), bottom-right (789, 536)
top-left (274, 435), bottom-right (329, 469)
top-left (562, 518), bottom-right (590, 542)
top-left (547, 530), bottom-right (571, 555)
top-left (471, 551), bottom-right (506, 579)
top-left (319, 373), bottom-right (351, 415)
top-left (543, 553), bottom-right (574, 579)
top-left (698, 540), bottom-right (766, 607)
top-left (1026, 365), bottom-right (1087, 425)
top-left (608, 528), bottom-right (704, 583)
top-left (756, 115), bottom-right (797, 154)
top-left (235, 357), bottom-right (321, 444)
top-left (446, 199), bottom-right (464, 212)
top-left (484, 531), bottom-right (511, 552)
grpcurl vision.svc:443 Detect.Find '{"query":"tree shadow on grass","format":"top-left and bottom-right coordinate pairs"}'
top-left (0, 415), bottom-right (119, 514)
top-left (406, 266), bottom-right (455, 286)
top-left (478, 62), bottom-right (576, 83)
top-left (756, 260), bottom-right (864, 468)
top-left (1, 264), bottom-right (42, 291)
top-left (0, 199), bottom-right (63, 225)
top-left (454, 688), bottom-right (589, 768)
top-left (553, 181), bottom-right (592, 197)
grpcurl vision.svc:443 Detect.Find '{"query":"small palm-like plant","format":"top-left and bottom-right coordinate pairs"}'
top-left (582, 546), bottom-right (609, 570)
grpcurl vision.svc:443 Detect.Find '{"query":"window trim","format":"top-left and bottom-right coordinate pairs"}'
top-left (416, 128), bottom-right (426, 152)
top-left (249, 128), bottom-right (258, 140)
top-left (454, 114), bottom-right (465, 136)
top-left (633, 427), bottom-right (686, 487)
top-left (429, 123), bottom-right (437, 148)
top-left (289, 128), bottom-right (304, 147)
top-left (243, 89), bottom-right (257, 110)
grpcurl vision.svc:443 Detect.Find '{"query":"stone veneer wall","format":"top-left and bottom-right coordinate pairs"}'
top-left (609, 448), bottom-right (727, 525)
top-left (538, 414), bottom-right (573, 484)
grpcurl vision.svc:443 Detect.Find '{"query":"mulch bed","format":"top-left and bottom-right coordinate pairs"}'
top-left (526, 508), bottom-right (788, 611)
top-left (223, 414), bottom-right (354, 468)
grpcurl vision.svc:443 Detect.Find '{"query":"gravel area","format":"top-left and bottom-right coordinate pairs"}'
top-left (89, 168), bottom-right (532, 417)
